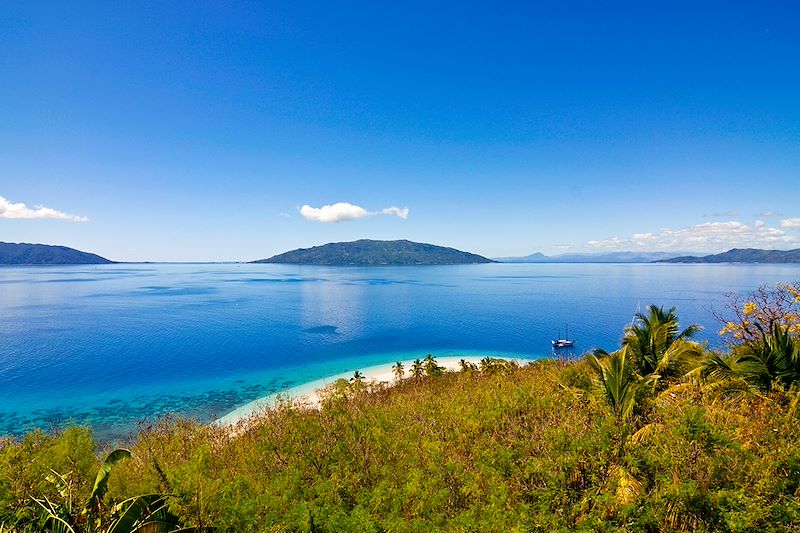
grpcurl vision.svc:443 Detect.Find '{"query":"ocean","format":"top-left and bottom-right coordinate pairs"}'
top-left (0, 262), bottom-right (797, 440)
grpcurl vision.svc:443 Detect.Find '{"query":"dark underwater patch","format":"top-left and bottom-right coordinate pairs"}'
top-left (304, 325), bottom-right (339, 334)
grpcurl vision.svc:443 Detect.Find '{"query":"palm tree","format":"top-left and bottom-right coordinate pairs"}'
top-left (392, 361), bottom-right (405, 381)
top-left (747, 323), bottom-right (800, 389)
top-left (701, 323), bottom-right (800, 392)
top-left (586, 347), bottom-right (655, 422)
top-left (458, 358), bottom-right (478, 373)
top-left (423, 354), bottom-right (443, 376)
top-left (688, 350), bottom-right (762, 401)
top-left (621, 304), bottom-right (704, 381)
top-left (410, 359), bottom-right (424, 379)
top-left (348, 370), bottom-right (366, 393)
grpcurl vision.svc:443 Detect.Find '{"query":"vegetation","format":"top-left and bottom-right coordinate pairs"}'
top-left (0, 242), bottom-right (112, 265)
top-left (657, 248), bottom-right (800, 264)
top-left (700, 281), bottom-right (800, 396)
top-left (716, 282), bottom-right (800, 342)
top-left (591, 304), bottom-right (705, 388)
top-left (251, 239), bottom-right (495, 265)
top-left (422, 354), bottom-right (444, 376)
top-left (586, 347), bottom-right (653, 423)
top-left (2, 282), bottom-right (800, 531)
top-left (410, 358), bottom-right (424, 379)
top-left (0, 432), bottom-right (189, 532)
top-left (392, 362), bottom-right (404, 381)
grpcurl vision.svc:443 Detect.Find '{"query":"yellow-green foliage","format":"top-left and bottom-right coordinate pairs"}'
top-left (0, 428), bottom-right (97, 521)
top-left (2, 361), bottom-right (800, 532)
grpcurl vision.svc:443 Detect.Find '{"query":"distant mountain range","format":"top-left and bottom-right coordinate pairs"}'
top-left (0, 242), bottom-right (114, 265)
top-left (3, 240), bottom-right (796, 266)
top-left (253, 239), bottom-right (495, 266)
top-left (656, 248), bottom-right (800, 264)
top-left (496, 251), bottom-right (687, 263)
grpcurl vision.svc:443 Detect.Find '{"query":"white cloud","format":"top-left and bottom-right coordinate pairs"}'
top-left (380, 206), bottom-right (410, 219)
top-left (300, 203), bottom-right (369, 223)
top-left (584, 220), bottom-right (797, 253)
top-left (757, 211), bottom-right (782, 217)
top-left (0, 195), bottom-right (88, 222)
top-left (780, 218), bottom-right (800, 229)
top-left (299, 202), bottom-right (410, 223)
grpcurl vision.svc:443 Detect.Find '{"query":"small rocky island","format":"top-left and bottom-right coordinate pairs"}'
top-left (0, 242), bottom-right (113, 265)
top-left (252, 239), bottom-right (495, 266)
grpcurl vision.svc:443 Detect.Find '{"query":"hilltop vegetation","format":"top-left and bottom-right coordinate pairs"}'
top-left (1, 282), bottom-right (799, 531)
top-left (657, 248), bottom-right (800, 264)
top-left (0, 242), bottom-right (113, 265)
top-left (252, 239), bottom-right (495, 265)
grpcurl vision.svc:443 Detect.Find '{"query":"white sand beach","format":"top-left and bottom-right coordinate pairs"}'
top-left (216, 355), bottom-right (531, 426)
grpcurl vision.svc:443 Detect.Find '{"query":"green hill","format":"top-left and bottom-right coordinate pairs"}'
top-left (0, 242), bottom-right (113, 265)
top-left (252, 239), bottom-right (495, 265)
top-left (656, 247), bottom-right (800, 263)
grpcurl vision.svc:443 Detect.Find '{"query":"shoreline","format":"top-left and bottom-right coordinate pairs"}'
top-left (215, 355), bottom-right (532, 426)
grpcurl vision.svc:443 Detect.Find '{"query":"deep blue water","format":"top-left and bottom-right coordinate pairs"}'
top-left (0, 262), bottom-right (797, 440)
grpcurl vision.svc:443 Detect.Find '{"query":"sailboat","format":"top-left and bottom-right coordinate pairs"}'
top-left (551, 324), bottom-right (575, 348)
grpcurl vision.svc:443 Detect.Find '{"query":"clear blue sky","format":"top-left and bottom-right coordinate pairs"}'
top-left (1, 1), bottom-right (799, 261)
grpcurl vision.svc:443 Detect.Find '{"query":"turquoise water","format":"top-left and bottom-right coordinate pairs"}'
top-left (0, 262), bottom-right (797, 440)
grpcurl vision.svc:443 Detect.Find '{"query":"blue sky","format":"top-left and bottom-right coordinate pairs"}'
top-left (1, 1), bottom-right (799, 261)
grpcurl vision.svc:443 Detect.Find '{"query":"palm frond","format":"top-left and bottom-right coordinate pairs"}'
top-left (587, 347), bottom-right (646, 420)
top-left (621, 304), bottom-right (704, 379)
top-left (32, 496), bottom-right (77, 533)
top-left (627, 422), bottom-right (664, 447)
top-left (610, 465), bottom-right (643, 505)
top-left (86, 448), bottom-right (132, 511)
top-left (108, 494), bottom-right (177, 533)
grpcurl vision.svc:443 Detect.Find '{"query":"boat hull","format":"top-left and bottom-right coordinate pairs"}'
top-left (551, 340), bottom-right (576, 348)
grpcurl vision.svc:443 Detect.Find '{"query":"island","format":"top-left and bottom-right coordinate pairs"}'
top-left (0, 242), bottom-right (114, 265)
top-left (655, 248), bottom-right (800, 264)
top-left (252, 239), bottom-right (495, 265)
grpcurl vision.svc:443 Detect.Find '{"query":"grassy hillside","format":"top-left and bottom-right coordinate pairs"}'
top-left (2, 360), bottom-right (799, 531)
